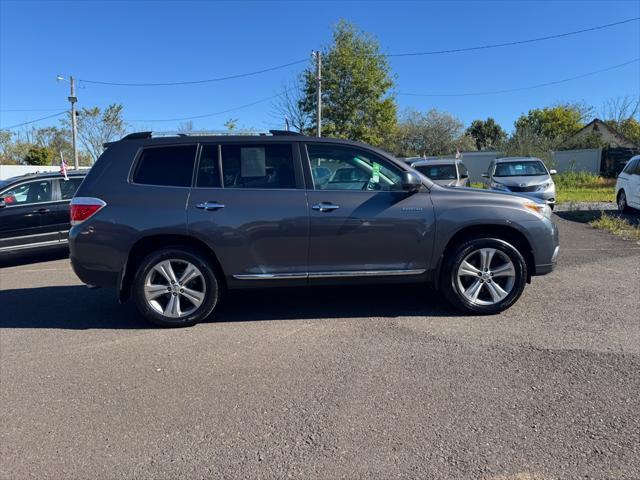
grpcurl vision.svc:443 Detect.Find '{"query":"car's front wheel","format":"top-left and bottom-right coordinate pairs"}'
top-left (441, 237), bottom-right (527, 314)
top-left (132, 247), bottom-right (220, 327)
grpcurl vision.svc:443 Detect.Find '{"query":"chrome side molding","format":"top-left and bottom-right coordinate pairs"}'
top-left (233, 269), bottom-right (425, 280)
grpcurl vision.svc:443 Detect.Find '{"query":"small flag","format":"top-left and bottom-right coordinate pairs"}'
top-left (455, 148), bottom-right (461, 160)
top-left (59, 152), bottom-right (69, 181)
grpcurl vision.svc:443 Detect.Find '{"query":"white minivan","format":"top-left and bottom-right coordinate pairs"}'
top-left (616, 155), bottom-right (640, 212)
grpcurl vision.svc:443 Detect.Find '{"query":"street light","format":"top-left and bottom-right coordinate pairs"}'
top-left (57, 75), bottom-right (79, 169)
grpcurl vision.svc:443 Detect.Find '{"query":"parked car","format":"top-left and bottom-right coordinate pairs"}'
top-left (410, 158), bottom-right (470, 187)
top-left (69, 131), bottom-right (559, 327)
top-left (483, 157), bottom-right (557, 209)
top-left (0, 170), bottom-right (87, 254)
top-left (615, 154), bottom-right (640, 212)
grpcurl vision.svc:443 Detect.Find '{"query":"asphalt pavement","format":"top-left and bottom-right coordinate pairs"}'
top-left (1, 215), bottom-right (639, 479)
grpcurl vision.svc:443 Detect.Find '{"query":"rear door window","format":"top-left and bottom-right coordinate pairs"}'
top-left (59, 177), bottom-right (84, 200)
top-left (221, 144), bottom-right (296, 189)
top-left (132, 145), bottom-right (197, 187)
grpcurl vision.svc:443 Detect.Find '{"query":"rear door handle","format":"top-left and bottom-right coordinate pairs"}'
top-left (196, 202), bottom-right (225, 211)
top-left (312, 202), bottom-right (340, 212)
top-left (33, 208), bottom-right (50, 214)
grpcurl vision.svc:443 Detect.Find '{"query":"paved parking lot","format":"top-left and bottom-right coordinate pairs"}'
top-left (1, 215), bottom-right (639, 479)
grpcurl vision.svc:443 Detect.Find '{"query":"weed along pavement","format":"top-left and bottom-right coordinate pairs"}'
top-left (1, 215), bottom-right (639, 479)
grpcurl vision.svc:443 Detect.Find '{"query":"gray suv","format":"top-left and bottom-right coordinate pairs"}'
top-left (69, 131), bottom-right (559, 327)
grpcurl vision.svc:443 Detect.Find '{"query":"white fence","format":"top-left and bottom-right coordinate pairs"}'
top-left (551, 148), bottom-right (601, 174)
top-left (0, 165), bottom-right (60, 180)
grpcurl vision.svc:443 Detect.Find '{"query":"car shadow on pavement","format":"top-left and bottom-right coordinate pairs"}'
top-left (0, 283), bottom-right (461, 330)
top-left (0, 248), bottom-right (69, 268)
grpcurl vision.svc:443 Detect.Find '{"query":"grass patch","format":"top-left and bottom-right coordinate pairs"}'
top-left (470, 182), bottom-right (484, 189)
top-left (554, 172), bottom-right (615, 203)
top-left (590, 212), bottom-right (640, 244)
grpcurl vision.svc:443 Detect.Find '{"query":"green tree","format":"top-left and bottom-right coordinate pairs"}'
top-left (466, 118), bottom-right (506, 150)
top-left (514, 104), bottom-right (586, 143)
top-left (602, 117), bottom-right (640, 147)
top-left (224, 118), bottom-right (238, 131)
top-left (23, 145), bottom-right (53, 166)
top-left (300, 20), bottom-right (397, 146)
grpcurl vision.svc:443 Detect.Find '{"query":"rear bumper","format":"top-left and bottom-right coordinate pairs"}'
top-left (68, 223), bottom-right (122, 288)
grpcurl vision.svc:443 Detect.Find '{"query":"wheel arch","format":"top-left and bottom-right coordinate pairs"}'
top-left (434, 224), bottom-right (535, 289)
top-left (119, 234), bottom-right (226, 302)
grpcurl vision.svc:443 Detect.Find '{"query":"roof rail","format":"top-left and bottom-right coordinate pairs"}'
top-left (118, 130), bottom-right (304, 142)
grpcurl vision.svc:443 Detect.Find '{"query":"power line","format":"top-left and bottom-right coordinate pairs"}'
top-left (0, 108), bottom-right (66, 112)
top-left (388, 17), bottom-right (639, 57)
top-left (126, 90), bottom-right (290, 123)
top-left (0, 111), bottom-right (67, 131)
top-left (80, 59), bottom-right (307, 87)
top-left (397, 58), bottom-right (640, 97)
top-left (75, 18), bottom-right (638, 88)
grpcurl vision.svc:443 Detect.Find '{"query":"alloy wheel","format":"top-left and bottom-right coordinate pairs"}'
top-left (456, 248), bottom-right (516, 306)
top-left (618, 192), bottom-right (627, 212)
top-left (144, 259), bottom-right (206, 318)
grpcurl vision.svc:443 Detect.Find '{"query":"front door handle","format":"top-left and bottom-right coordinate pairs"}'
top-left (312, 202), bottom-right (340, 212)
top-left (196, 202), bottom-right (225, 211)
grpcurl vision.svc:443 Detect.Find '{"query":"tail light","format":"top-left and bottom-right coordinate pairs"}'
top-left (70, 197), bottom-right (106, 225)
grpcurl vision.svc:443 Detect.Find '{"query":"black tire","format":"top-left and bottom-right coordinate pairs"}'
top-left (132, 247), bottom-right (220, 327)
top-left (440, 237), bottom-right (527, 315)
top-left (617, 190), bottom-right (631, 213)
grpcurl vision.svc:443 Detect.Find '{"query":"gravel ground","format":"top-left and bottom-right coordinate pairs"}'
top-left (1, 215), bottom-right (639, 480)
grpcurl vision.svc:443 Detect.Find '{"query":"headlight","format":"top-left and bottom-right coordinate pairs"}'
top-left (491, 181), bottom-right (509, 191)
top-left (536, 182), bottom-right (551, 191)
top-left (523, 201), bottom-right (551, 219)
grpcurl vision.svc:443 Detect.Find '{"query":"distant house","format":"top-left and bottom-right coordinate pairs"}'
top-left (559, 119), bottom-right (639, 176)
top-left (561, 118), bottom-right (638, 149)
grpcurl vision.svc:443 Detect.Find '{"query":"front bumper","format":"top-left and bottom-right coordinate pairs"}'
top-left (529, 217), bottom-right (559, 276)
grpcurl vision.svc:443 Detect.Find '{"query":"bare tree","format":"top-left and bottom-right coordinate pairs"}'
top-left (393, 108), bottom-right (475, 157)
top-left (601, 95), bottom-right (640, 123)
top-left (177, 121), bottom-right (194, 133)
top-left (64, 104), bottom-right (127, 163)
top-left (271, 80), bottom-right (311, 133)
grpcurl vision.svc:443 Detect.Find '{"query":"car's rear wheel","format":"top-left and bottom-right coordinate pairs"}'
top-left (132, 247), bottom-right (220, 327)
top-left (617, 190), bottom-right (631, 212)
top-left (441, 237), bottom-right (527, 314)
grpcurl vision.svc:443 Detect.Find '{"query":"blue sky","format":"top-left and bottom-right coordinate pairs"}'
top-left (1, 0), bottom-right (639, 134)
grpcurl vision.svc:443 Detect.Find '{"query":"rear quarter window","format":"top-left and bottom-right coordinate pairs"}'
top-left (132, 145), bottom-right (197, 187)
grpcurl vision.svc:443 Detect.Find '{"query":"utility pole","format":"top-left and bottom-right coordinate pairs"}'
top-left (313, 51), bottom-right (322, 137)
top-left (68, 76), bottom-right (79, 169)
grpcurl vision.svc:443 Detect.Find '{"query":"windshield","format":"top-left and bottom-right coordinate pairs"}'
top-left (494, 161), bottom-right (547, 177)
top-left (415, 164), bottom-right (457, 180)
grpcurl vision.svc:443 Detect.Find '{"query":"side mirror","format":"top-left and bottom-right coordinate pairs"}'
top-left (0, 197), bottom-right (5, 208)
top-left (460, 172), bottom-right (469, 179)
top-left (549, 169), bottom-right (557, 175)
top-left (481, 173), bottom-right (489, 179)
top-left (402, 171), bottom-right (422, 192)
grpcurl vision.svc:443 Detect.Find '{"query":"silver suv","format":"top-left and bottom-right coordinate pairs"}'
top-left (69, 131), bottom-right (559, 327)
top-left (483, 157), bottom-right (557, 208)
top-left (410, 158), bottom-right (470, 187)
